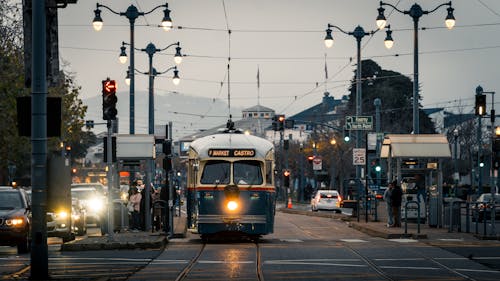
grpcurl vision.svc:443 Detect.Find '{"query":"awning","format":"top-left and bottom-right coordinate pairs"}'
top-left (380, 134), bottom-right (451, 158)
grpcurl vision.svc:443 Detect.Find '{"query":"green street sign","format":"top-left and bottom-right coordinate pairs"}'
top-left (346, 116), bottom-right (373, 130)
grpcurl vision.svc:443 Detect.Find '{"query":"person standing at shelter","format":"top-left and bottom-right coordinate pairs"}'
top-left (383, 182), bottom-right (394, 227)
top-left (390, 181), bottom-right (403, 227)
top-left (129, 186), bottom-right (142, 232)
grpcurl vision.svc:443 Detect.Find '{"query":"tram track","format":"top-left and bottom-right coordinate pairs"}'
top-left (173, 240), bottom-right (264, 281)
top-left (343, 243), bottom-right (395, 281)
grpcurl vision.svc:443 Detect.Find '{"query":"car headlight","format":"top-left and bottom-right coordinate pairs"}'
top-left (56, 211), bottom-right (69, 219)
top-left (88, 198), bottom-right (104, 212)
top-left (6, 218), bottom-right (25, 226)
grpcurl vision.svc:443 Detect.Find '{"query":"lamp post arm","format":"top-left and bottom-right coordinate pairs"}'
top-left (327, 24), bottom-right (350, 36)
top-left (159, 42), bottom-right (180, 52)
top-left (427, 1), bottom-right (452, 14)
top-left (143, 3), bottom-right (168, 15)
top-left (96, 3), bottom-right (121, 16)
top-left (379, 1), bottom-right (406, 14)
top-left (157, 66), bottom-right (177, 75)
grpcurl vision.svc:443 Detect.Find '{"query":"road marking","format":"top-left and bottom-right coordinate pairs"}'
top-left (438, 238), bottom-right (464, 242)
top-left (379, 265), bottom-right (439, 270)
top-left (388, 238), bottom-right (418, 243)
top-left (265, 260), bottom-right (367, 267)
top-left (340, 239), bottom-right (368, 243)
top-left (278, 238), bottom-right (304, 243)
top-left (374, 258), bottom-right (426, 261)
top-left (455, 268), bottom-right (500, 274)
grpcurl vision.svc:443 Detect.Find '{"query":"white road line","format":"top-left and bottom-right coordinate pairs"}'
top-left (455, 268), bottom-right (500, 274)
top-left (198, 260), bottom-right (254, 264)
top-left (265, 261), bottom-right (368, 267)
top-left (374, 258), bottom-right (426, 261)
top-left (388, 238), bottom-right (418, 243)
top-left (340, 239), bottom-right (369, 243)
top-left (379, 265), bottom-right (440, 270)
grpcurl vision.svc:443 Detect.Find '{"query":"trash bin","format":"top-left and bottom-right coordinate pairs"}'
top-left (113, 200), bottom-right (127, 232)
top-left (443, 197), bottom-right (462, 230)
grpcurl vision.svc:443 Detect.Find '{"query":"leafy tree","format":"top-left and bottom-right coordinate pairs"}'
top-left (346, 59), bottom-right (436, 134)
top-left (0, 1), bottom-right (95, 184)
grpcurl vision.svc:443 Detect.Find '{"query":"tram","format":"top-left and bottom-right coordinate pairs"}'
top-left (186, 123), bottom-right (276, 238)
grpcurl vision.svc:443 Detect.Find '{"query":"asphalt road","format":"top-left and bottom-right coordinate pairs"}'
top-left (2, 212), bottom-right (500, 280)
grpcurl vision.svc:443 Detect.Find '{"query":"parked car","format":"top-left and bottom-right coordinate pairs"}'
top-left (311, 190), bottom-right (342, 213)
top-left (472, 193), bottom-right (500, 222)
top-left (0, 186), bottom-right (31, 254)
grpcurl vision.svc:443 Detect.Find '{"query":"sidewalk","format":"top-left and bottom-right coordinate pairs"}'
top-left (280, 201), bottom-right (500, 244)
top-left (61, 214), bottom-right (187, 251)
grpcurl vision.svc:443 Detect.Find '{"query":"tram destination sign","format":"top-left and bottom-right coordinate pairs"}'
top-left (208, 149), bottom-right (255, 157)
top-left (346, 116), bottom-right (373, 130)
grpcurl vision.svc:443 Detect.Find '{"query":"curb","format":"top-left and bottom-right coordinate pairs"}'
top-left (348, 222), bottom-right (428, 239)
top-left (61, 236), bottom-right (168, 251)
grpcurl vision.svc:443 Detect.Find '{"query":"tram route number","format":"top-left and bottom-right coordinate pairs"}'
top-left (208, 148), bottom-right (255, 157)
top-left (353, 148), bottom-right (366, 165)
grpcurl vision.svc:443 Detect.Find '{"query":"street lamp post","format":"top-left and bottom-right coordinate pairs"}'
top-left (93, 2), bottom-right (173, 134)
top-left (324, 24), bottom-right (373, 203)
top-left (453, 128), bottom-right (459, 196)
top-left (124, 41), bottom-right (180, 231)
top-left (376, 1), bottom-right (455, 134)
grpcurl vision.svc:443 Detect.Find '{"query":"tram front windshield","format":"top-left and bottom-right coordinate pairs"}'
top-left (200, 160), bottom-right (263, 185)
top-left (201, 161), bottom-right (230, 184)
top-left (234, 161), bottom-right (262, 185)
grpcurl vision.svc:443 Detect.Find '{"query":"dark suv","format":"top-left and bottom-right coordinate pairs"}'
top-left (0, 186), bottom-right (31, 253)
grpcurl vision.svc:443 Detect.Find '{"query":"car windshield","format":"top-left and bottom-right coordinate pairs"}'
top-left (234, 160), bottom-right (262, 185)
top-left (0, 191), bottom-right (23, 209)
top-left (201, 161), bottom-right (230, 184)
top-left (72, 189), bottom-right (97, 199)
top-left (72, 184), bottom-right (104, 194)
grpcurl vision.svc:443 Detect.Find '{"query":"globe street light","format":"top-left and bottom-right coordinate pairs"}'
top-left (92, 2), bottom-right (173, 134)
top-left (376, 1), bottom-right (455, 134)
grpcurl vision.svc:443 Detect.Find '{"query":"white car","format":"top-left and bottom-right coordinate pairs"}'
top-left (311, 190), bottom-right (342, 212)
top-left (71, 187), bottom-right (106, 226)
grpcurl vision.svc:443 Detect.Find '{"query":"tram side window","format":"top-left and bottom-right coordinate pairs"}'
top-left (234, 160), bottom-right (263, 185)
top-left (265, 161), bottom-right (273, 185)
top-left (200, 161), bottom-right (230, 184)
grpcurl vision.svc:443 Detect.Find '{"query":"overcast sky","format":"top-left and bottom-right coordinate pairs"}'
top-left (56, 0), bottom-right (500, 136)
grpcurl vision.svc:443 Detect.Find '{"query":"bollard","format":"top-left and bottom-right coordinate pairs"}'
top-left (404, 200), bottom-right (420, 235)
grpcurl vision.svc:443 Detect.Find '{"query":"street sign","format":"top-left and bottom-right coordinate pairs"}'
top-left (312, 156), bottom-right (322, 171)
top-left (346, 116), bottom-right (373, 130)
top-left (353, 148), bottom-right (366, 165)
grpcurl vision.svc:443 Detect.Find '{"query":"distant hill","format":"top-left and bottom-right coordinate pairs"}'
top-left (83, 91), bottom-right (242, 139)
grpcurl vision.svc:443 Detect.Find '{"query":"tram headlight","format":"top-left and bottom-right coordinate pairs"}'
top-left (226, 200), bottom-right (239, 211)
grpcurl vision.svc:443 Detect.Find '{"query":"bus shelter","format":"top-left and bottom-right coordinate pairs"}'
top-left (380, 134), bottom-right (451, 227)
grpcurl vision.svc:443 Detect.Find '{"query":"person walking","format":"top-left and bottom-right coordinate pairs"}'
top-left (390, 181), bottom-right (403, 227)
top-left (129, 186), bottom-right (142, 232)
top-left (383, 182), bottom-right (394, 227)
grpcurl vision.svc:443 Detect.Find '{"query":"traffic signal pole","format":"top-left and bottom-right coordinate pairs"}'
top-left (106, 120), bottom-right (114, 239)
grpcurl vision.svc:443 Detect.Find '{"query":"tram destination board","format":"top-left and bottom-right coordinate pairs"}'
top-left (346, 116), bottom-right (373, 130)
top-left (208, 148), bottom-right (255, 157)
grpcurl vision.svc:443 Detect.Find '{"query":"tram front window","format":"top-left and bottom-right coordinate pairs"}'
top-left (234, 161), bottom-right (262, 185)
top-left (201, 161), bottom-right (230, 184)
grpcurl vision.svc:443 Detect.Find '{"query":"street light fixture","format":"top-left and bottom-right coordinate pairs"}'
top-left (92, 2), bottom-right (173, 134)
top-left (376, 1), bottom-right (456, 134)
top-left (120, 41), bottom-right (183, 66)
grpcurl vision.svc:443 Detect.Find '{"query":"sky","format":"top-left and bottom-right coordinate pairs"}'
top-left (55, 0), bottom-right (500, 137)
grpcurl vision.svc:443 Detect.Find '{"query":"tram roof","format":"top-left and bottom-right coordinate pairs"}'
top-left (189, 133), bottom-right (274, 159)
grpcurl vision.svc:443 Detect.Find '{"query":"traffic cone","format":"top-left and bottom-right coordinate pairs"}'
top-left (287, 197), bottom-right (293, 209)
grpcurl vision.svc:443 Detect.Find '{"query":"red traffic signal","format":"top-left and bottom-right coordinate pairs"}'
top-left (102, 79), bottom-right (118, 120)
top-left (103, 79), bottom-right (117, 93)
top-left (307, 156), bottom-right (314, 163)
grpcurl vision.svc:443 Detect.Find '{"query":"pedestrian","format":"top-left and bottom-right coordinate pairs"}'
top-left (390, 180), bottom-right (403, 227)
top-left (383, 182), bottom-right (394, 227)
top-left (129, 186), bottom-right (142, 232)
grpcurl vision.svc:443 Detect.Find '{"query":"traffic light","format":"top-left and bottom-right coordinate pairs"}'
top-left (493, 131), bottom-right (500, 169)
top-left (163, 140), bottom-right (172, 155)
top-left (479, 155), bottom-right (485, 168)
top-left (103, 136), bottom-right (117, 162)
top-left (102, 79), bottom-right (117, 120)
top-left (307, 155), bottom-right (314, 163)
top-left (475, 94), bottom-right (486, 116)
top-left (277, 114), bottom-right (285, 131)
top-left (283, 170), bottom-right (290, 187)
top-left (343, 129), bottom-right (350, 142)
top-left (85, 120), bottom-right (94, 129)
top-left (283, 139), bottom-right (289, 150)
